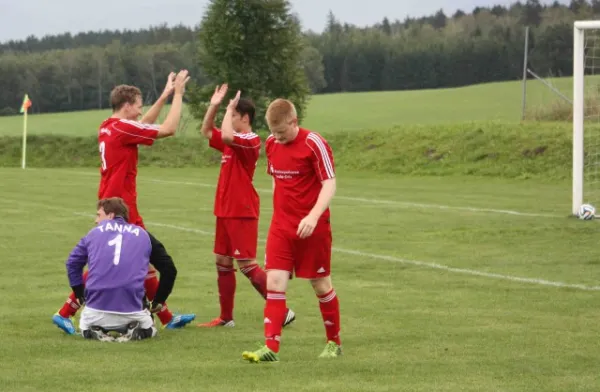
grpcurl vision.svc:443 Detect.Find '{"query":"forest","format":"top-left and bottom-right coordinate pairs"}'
top-left (0, 0), bottom-right (598, 115)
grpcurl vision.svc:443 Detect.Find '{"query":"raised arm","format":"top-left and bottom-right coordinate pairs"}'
top-left (220, 90), bottom-right (241, 145)
top-left (201, 84), bottom-right (228, 140)
top-left (140, 72), bottom-right (175, 124)
top-left (156, 70), bottom-right (191, 139)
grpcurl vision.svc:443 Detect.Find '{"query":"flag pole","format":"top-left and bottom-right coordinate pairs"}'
top-left (21, 108), bottom-right (28, 169)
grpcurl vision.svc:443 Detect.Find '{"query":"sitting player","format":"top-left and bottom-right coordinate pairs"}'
top-left (52, 71), bottom-right (195, 334)
top-left (66, 198), bottom-right (176, 341)
top-left (197, 85), bottom-right (295, 328)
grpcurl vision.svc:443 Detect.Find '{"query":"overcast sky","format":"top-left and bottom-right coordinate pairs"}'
top-left (0, 0), bottom-right (567, 42)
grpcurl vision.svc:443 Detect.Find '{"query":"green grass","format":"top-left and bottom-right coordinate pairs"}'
top-left (2, 75), bottom-right (599, 391)
top-left (0, 75), bottom-right (591, 137)
top-left (1, 167), bottom-right (599, 391)
top-left (0, 121), bottom-right (578, 181)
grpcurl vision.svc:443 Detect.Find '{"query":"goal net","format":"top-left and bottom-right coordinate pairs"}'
top-left (573, 21), bottom-right (600, 215)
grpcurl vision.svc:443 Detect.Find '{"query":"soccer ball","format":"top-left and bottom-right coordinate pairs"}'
top-left (578, 203), bottom-right (596, 220)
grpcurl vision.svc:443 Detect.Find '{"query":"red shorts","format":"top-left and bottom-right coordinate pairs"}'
top-left (214, 218), bottom-right (258, 260)
top-left (124, 201), bottom-right (144, 228)
top-left (265, 224), bottom-right (332, 279)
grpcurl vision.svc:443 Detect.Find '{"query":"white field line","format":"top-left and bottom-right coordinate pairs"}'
top-left (36, 169), bottom-right (562, 218)
top-left (67, 211), bottom-right (600, 292)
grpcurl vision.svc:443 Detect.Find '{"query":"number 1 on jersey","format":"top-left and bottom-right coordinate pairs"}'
top-left (108, 234), bottom-right (122, 265)
top-left (99, 141), bottom-right (107, 171)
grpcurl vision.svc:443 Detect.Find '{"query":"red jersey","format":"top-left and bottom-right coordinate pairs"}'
top-left (209, 127), bottom-right (261, 219)
top-left (97, 118), bottom-right (159, 204)
top-left (266, 128), bottom-right (335, 233)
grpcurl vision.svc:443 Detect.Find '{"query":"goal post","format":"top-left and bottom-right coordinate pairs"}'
top-left (572, 21), bottom-right (600, 216)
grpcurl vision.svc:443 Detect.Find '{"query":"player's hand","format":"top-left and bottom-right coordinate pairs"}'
top-left (76, 295), bottom-right (85, 307)
top-left (160, 72), bottom-right (176, 98)
top-left (149, 301), bottom-right (163, 314)
top-left (297, 214), bottom-right (319, 239)
top-left (226, 90), bottom-right (241, 111)
top-left (210, 84), bottom-right (228, 106)
top-left (173, 70), bottom-right (191, 95)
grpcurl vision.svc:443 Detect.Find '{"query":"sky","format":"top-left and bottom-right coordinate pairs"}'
top-left (0, 0), bottom-right (567, 42)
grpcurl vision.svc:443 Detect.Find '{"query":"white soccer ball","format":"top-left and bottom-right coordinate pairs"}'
top-left (578, 203), bottom-right (596, 220)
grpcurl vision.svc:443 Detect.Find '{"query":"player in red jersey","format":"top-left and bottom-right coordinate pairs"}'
top-left (242, 98), bottom-right (341, 363)
top-left (52, 71), bottom-right (196, 334)
top-left (197, 85), bottom-right (295, 328)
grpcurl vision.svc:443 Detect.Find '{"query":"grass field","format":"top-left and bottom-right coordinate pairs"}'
top-left (2, 167), bottom-right (600, 391)
top-left (2, 73), bottom-right (599, 391)
top-left (0, 75), bottom-right (586, 137)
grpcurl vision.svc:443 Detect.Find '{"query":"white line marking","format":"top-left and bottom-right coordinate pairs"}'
top-left (147, 179), bottom-right (561, 218)
top-left (72, 211), bottom-right (600, 292)
top-left (25, 169), bottom-right (563, 218)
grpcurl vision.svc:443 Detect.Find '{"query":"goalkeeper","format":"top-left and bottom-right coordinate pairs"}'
top-left (65, 198), bottom-right (177, 341)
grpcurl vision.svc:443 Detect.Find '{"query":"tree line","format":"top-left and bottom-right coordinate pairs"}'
top-left (1, 0), bottom-right (599, 115)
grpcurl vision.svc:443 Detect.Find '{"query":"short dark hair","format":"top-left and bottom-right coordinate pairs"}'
top-left (235, 98), bottom-right (256, 126)
top-left (97, 197), bottom-right (129, 221)
top-left (110, 85), bottom-right (142, 111)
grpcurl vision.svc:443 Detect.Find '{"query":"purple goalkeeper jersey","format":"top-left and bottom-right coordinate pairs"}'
top-left (66, 217), bottom-right (152, 313)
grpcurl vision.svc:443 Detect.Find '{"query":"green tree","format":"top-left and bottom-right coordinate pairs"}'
top-left (188, 0), bottom-right (310, 131)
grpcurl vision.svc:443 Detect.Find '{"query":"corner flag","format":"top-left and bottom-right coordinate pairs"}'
top-left (20, 94), bottom-right (32, 169)
top-left (20, 94), bottom-right (32, 114)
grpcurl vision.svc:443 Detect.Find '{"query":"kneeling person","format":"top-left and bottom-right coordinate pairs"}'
top-left (66, 198), bottom-right (175, 341)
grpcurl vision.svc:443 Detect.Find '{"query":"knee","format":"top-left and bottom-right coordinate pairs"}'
top-left (216, 255), bottom-right (234, 268)
top-left (236, 259), bottom-right (256, 269)
top-left (267, 270), bottom-right (289, 292)
top-left (310, 276), bottom-right (333, 296)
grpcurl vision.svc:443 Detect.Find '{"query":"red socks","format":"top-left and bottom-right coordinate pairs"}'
top-left (318, 289), bottom-right (341, 345)
top-left (58, 270), bottom-right (88, 318)
top-left (240, 263), bottom-right (267, 299)
top-left (264, 290), bottom-right (287, 352)
top-left (144, 270), bottom-right (173, 325)
top-left (262, 288), bottom-right (341, 353)
top-left (216, 263), bottom-right (236, 321)
top-left (215, 262), bottom-right (267, 321)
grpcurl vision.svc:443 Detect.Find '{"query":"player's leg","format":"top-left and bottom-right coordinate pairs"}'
top-left (198, 218), bottom-right (237, 327)
top-left (53, 270), bottom-right (89, 334)
top-left (234, 219), bottom-right (266, 298)
top-left (80, 308), bottom-right (157, 342)
top-left (146, 230), bottom-right (196, 329)
top-left (295, 228), bottom-right (342, 358)
top-left (117, 310), bottom-right (158, 342)
top-left (233, 218), bottom-right (296, 326)
top-left (242, 227), bottom-right (293, 363)
top-left (125, 204), bottom-right (177, 327)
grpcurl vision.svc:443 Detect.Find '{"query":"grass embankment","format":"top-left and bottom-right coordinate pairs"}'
top-left (0, 121), bottom-right (572, 179)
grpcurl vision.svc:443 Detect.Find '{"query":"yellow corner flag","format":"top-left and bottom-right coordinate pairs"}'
top-left (20, 94), bottom-right (31, 169)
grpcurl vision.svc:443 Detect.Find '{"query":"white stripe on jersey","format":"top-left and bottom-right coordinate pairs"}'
top-left (307, 133), bottom-right (335, 179)
top-left (112, 125), bottom-right (157, 141)
top-left (120, 119), bottom-right (161, 131)
top-left (233, 132), bottom-right (259, 139)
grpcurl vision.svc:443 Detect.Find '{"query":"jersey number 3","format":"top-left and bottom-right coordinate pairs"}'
top-left (99, 141), bottom-right (107, 171)
top-left (108, 234), bottom-right (123, 265)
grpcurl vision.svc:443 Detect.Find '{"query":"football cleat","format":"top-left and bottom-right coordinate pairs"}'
top-left (52, 313), bottom-right (76, 335)
top-left (165, 313), bottom-right (196, 329)
top-left (318, 341), bottom-right (342, 358)
top-left (283, 308), bottom-right (296, 327)
top-left (197, 317), bottom-right (235, 328)
top-left (242, 344), bottom-right (279, 363)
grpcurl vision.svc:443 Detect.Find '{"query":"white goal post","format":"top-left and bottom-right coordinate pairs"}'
top-left (572, 21), bottom-right (600, 216)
